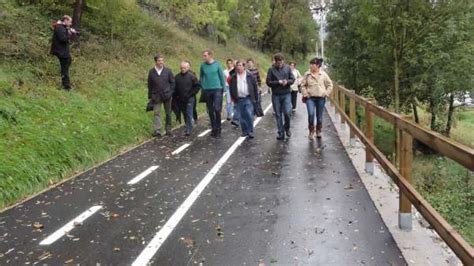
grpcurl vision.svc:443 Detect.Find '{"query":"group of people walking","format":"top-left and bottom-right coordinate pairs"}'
top-left (147, 50), bottom-right (333, 141)
top-left (50, 15), bottom-right (333, 141)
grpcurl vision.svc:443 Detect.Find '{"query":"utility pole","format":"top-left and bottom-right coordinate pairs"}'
top-left (311, 0), bottom-right (326, 59)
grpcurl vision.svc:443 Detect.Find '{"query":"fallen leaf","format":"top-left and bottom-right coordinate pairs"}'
top-left (32, 222), bottom-right (44, 229)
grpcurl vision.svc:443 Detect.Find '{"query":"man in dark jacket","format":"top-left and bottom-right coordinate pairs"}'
top-left (148, 54), bottom-right (175, 137)
top-left (50, 15), bottom-right (76, 90)
top-left (174, 61), bottom-right (200, 136)
top-left (230, 60), bottom-right (259, 138)
top-left (266, 53), bottom-right (295, 140)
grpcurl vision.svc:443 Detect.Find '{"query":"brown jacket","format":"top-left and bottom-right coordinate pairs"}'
top-left (300, 70), bottom-right (333, 98)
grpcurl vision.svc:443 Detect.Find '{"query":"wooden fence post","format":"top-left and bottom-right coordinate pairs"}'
top-left (339, 90), bottom-right (346, 127)
top-left (349, 90), bottom-right (356, 146)
top-left (334, 87), bottom-right (340, 122)
top-left (365, 99), bottom-right (375, 174)
top-left (399, 116), bottom-right (413, 230)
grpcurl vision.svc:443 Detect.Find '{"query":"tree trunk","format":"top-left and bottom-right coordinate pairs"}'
top-left (429, 97), bottom-right (437, 131)
top-left (445, 93), bottom-right (455, 137)
top-left (72, 0), bottom-right (84, 50)
top-left (412, 103), bottom-right (419, 124)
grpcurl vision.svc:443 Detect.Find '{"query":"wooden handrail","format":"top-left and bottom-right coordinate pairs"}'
top-left (336, 85), bottom-right (474, 171)
top-left (330, 85), bottom-right (474, 265)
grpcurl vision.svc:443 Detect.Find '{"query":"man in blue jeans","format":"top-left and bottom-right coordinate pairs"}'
top-left (266, 53), bottom-right (295, 140)
top-left (229, 60), bottom-right (259, 138)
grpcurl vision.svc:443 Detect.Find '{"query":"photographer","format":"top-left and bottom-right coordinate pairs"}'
top-left (50, 15), bottom-right (77, 90)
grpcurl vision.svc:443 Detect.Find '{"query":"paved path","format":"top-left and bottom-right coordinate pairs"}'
top-left (0, 95), bottom-right (406, 265)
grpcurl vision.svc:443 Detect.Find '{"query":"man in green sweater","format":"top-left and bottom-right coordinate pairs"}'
top-left (200, 48), bottom-right (226, 138)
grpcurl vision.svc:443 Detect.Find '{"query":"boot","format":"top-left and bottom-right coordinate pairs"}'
top-left (316, 124), bottom-right (322, 138)
top-left (308, 125), bottom-right (315, 140)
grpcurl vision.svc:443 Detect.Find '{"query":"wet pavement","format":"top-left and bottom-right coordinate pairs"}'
top-left (0, 94), bottom-right (406, 265)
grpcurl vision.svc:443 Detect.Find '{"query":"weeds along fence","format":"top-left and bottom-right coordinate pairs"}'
top-left (329, 84), bottom-right (474, 265)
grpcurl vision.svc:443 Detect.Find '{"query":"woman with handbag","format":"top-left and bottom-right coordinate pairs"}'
top-left (300, 58), bottom-right (333, 139)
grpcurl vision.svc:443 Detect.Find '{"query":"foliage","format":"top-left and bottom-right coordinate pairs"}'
top-left (140, 0), bottom-right (316, 59)
top-left (326, 0), bottom-right (473, 132)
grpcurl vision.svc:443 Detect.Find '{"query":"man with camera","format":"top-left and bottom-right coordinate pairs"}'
top-left (50, 15), bottom-right (77, 90)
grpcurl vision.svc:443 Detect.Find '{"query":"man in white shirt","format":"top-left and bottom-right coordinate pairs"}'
top-left (229, 60), bottom-right (259, 138)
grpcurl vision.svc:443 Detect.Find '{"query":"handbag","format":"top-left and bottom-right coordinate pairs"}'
top-left (254, 93), bottom-right (264, 117)
top-left (146, 100), bottom-right (154, 112)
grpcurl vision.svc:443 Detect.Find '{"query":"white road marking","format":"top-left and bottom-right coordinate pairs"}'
top-left (128, 166), bottom-right (159, 185)
top-left (198, 129), bottom-right (212, 137)
top-left (131, 103), bottom-right (272, 266)
top-left (221, 119), bottom-right (226, 123)
top-left (171, 143), bottom-right (191, 155)
top-left (39, 205), bottom-right (103, 245)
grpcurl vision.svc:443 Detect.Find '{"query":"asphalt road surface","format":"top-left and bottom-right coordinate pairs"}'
top-left (0, 94), bottom-right (406, 265)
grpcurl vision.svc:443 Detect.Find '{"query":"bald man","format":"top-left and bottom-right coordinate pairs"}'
top-left (174, 61), bottom-right (201, 136)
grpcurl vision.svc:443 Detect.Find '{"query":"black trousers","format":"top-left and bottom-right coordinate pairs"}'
top-left (58, 56), bottom-right (72, 89)
top-left (291, 90), bottom-right (298, 110)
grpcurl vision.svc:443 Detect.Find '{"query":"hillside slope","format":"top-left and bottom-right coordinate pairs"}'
top-left (0, 1), bottom-right (271, 208)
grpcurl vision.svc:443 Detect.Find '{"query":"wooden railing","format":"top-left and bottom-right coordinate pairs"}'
top-left (329, 84), bottom-right (474, 265)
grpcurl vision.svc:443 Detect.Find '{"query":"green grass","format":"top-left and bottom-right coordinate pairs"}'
top-left (0, 1), bottom-right (271, 209)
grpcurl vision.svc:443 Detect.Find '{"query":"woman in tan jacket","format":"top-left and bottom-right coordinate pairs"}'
top-left (300, 58), bottom-right (333, 139)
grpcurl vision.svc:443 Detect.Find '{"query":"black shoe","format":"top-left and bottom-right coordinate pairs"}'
top-left (231, 121), bottom-right (239, 127)
top-left (211, 129), bottom-right (217, 138)
top-left (216, 128), bottom-right (221, 139)
top-left (152, 131), bottom-right (162, 138)
top-left (184, 131), bottom-right (191, 137)
top-left (276, 134), bottom-right (285, 140)
top-left (285, 129), bottom-right (291, 137)
top-left (248, 134), bottom-right (254, 139)
top-left (227, 117), bottom-right (232, 121)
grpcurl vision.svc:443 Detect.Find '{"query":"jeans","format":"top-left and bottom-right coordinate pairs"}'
top-left (272, 93), bottom-right (291, 136)
top-left (179, 97), bottom-right (195, 134)
top-left (224, 86), bottom-right (233, 119)
top-left (237, 96), bottom-right (254, 136)
top-left (58, 56), bottom-right (71, 89)
top-left (291, 91), bottom-right (298, 110)
top-left (154, 98), bottom-right (172, 133)
top-left (306, 97), bottom-right (326, 127)
top-left (204, 89), bottom-right (223, 130)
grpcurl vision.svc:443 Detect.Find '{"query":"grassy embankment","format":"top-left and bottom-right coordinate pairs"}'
top-left (0, 1), bottom-right (271, 209)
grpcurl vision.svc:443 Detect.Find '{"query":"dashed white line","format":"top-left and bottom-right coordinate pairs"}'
top-left (39, 205), bottom-right (103, 246)
top-left (128, 166), bottom-right (159, 185)
top-left (131, 103), bottom-right (272, 266)
top-left (198, 129), bottom-right (212, 137)
top-left (171, 143), bottom-right (191, 155)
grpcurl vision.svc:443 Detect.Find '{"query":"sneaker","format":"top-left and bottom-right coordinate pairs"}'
top-left (231, 121), bottom-right (239, 127)
top-left (276, 134), bottom-right (285, 140)
top-left (248, 134), bottom-right (255, 139)
top-left (292, 108), bottom-right (296, 113)
top-left (184, 131), bottom-right (191, 137)
top-left (226, 117), bottom-right (232, 121)
top-left (308, 131), bottom-right (315, 140)
top-left (152, 131), bottom-right (162, 138)
top-left (285, 129), bottom-right (292, 137)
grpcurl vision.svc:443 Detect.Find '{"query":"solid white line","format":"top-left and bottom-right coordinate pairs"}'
top-left (198, 129), bottom-right (212, 137)
top-left (171, 143), bottom-right (191, 155)
top-left (128, 166), bottom-right (159, 185)
top-left (39, 205), bottom-right (103, 245)
top-left (131, 103), bottom-right (272, 266)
